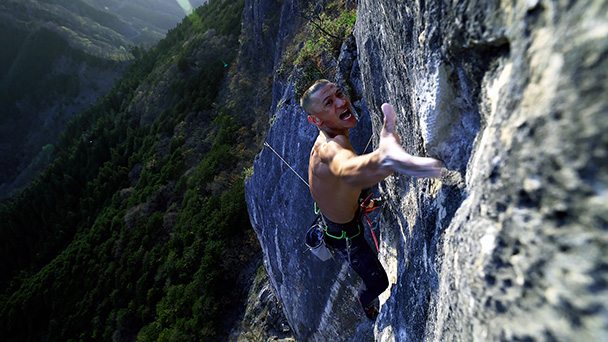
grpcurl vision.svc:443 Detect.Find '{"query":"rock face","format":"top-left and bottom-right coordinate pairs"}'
top-left (246, 0), bottom-right (608, 341)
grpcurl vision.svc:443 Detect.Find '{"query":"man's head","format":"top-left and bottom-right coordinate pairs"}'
top-left (300, 79), bottom-right (332, 115)
top-left (300, 80), bottom-right (357, 135)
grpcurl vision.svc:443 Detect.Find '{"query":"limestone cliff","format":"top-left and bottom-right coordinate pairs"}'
top-left (245, 0), bottom-right (608, 341)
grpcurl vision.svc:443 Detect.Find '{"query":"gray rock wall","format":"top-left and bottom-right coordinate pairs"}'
top-left (245, 74), bottom-right (375, 341)
top-left (246, 0), bottom-right (608, 341)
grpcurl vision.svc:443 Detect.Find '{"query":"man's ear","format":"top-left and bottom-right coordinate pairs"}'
top-left (307, 115), bottom-right (322, 126)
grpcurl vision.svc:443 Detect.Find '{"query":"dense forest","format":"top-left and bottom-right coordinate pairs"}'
top-left (0, 15), bottom-right (124, 201)
top-left (0, 0), bottom-right (210, 203)
top-left (0, 0), bottom-right (260, 340)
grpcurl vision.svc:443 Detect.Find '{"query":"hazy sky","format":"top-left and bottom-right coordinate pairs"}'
top-left (175, 0), bottom-right (194, 14)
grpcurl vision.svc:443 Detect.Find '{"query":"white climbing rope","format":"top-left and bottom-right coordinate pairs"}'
top-left (263, 142), bottom-right (310, 188)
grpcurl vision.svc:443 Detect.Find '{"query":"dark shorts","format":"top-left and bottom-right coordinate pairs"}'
top-left (324, 214), bottom-right (389, 307)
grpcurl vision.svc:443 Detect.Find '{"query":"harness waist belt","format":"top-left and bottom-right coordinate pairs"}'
top-left (324, 214), bottom-right (362, 240)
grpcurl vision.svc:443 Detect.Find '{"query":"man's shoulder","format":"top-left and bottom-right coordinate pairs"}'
top-left (313, 136), bottom-right (356, 169)
top-left (314, 134), bottom-right (348, 155)
top-left (328, 134), bottom-right (349, 145)
top-left (318, 133), bottom-right (349, 150)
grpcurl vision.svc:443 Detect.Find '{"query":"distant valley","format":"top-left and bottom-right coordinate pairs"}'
top-left (0, 0), bottom-right (208, 201)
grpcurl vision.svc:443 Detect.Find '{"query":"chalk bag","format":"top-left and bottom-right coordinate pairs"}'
top-left (305, 215), bottom-right (332, 261)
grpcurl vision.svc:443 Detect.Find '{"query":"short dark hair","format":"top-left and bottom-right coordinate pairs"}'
top-left (300, 79), bottom-right (331, 115)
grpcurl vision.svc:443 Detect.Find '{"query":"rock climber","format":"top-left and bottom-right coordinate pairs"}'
top-left (300, 79), bottom-right (444, 320)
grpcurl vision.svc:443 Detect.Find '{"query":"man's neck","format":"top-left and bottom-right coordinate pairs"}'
top-left (320, 127), bottom-right (350, 140)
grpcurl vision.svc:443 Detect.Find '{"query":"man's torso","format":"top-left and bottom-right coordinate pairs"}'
top-left (308, 134), bottom-right (360, 223)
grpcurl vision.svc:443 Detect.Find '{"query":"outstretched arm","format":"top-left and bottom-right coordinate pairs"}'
top-left (321, 103), bottom-right (443, 188)
top-left (378, 103), bottom-right (443, 177)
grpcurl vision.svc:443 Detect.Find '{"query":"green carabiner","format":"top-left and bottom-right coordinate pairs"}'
top-left (324, 229), bottom-right (347, 239)
top-left (324, 224), bottom-right (361, 240)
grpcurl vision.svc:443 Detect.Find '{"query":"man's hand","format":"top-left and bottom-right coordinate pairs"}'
top-left (378, 103), bottom-right (444, 178)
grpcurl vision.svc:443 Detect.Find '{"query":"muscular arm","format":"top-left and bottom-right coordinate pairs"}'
top-left (319, 103), bottom-right (443, 189)
top-left (320, 136), bottom-right (392, 189)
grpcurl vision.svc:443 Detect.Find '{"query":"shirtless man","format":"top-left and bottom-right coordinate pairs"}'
top-left (300, 79), bottom-right (443, 320)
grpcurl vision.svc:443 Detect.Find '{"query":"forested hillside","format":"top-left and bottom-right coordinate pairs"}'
top-left (0, 0), bottom-right (260, 340)
top-left (0, 9), bottom-right (124, 201)
top-left (0, 0), bottom-right (208, 202)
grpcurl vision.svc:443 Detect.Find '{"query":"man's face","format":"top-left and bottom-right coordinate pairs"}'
top-left (308, 83), bottom-right (357, 132)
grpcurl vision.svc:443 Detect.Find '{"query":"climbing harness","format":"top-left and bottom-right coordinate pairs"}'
top-left (324, 225), bottom-right (361, 240)
top-left (263, 138), bottom-right (383, 262)
top-left (316, 203), bottom-right (362, 240)
top-left (316, 204), bottom-right (359, 266)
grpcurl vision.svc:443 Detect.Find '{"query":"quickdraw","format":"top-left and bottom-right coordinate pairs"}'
top-left (360, 193), bottom-right (383, 252)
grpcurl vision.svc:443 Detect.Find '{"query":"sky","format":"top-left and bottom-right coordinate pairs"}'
top-left (175, 0), bottom-right (194, 14)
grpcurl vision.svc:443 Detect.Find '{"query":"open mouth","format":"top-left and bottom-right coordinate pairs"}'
top-left (339, 109), bottom-right (352, 120)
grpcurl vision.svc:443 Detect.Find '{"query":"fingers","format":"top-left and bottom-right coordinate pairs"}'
top-left (381, 103), bottom-right (396, 135)
top-left (409, 155), bottom-right (444, 170)
top-left (409, 156), bottom-right (444, 178)
top-left (379, 102), bottom-right (445, 178)
top-left (382, 157), bottom-right (444, 178)
top-left (393, 166), bottom-right (444, 178)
